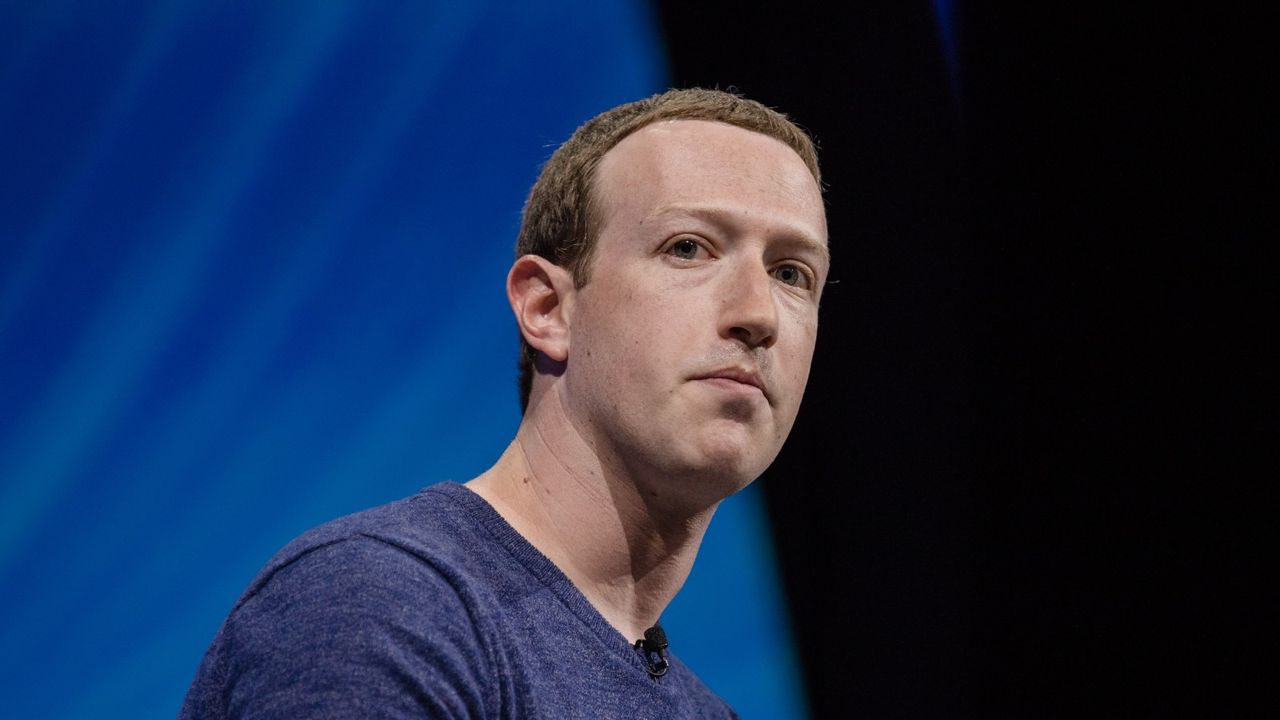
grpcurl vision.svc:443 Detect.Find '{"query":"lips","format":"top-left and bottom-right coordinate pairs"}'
top-left (692, 366), bottom-right (767, 399)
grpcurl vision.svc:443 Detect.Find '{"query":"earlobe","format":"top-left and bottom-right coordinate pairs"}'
top-left (507, 254), bottom-right (574, 362)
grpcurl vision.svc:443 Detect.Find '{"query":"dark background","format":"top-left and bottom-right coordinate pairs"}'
top-left (658, 2), bottom-right (1271, 716)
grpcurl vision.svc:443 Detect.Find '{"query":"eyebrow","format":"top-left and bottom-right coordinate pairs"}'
top-left (645, 204), bottom-right (831, 265)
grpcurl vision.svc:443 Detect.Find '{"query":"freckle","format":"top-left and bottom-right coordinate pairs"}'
top-left (522, 476), bottom-right (529, 484)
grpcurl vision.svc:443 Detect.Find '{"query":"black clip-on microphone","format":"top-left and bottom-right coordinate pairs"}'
top-left (634, 624), bottom-right (670, 678)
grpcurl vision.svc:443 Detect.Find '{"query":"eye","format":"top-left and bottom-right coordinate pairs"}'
top-left (666, 237), bottom-right (706, 261)
top-left (771, 263), bottom-right (812, 289)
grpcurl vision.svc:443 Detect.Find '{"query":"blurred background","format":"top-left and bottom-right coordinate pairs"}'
top-left (0, 1), bottom-right (1268, 718)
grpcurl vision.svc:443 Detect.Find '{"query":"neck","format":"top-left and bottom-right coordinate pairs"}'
top-left (466, 392), bottom-right (719, 643)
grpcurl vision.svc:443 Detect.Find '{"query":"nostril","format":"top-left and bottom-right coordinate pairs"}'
top-left (729, 324), bottom-right (773, 348)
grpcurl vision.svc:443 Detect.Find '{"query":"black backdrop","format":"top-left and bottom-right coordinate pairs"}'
top-left (657, 2), bottom-right (1270, 716)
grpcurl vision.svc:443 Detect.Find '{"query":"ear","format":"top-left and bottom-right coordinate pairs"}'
top-left (507, 254), bottom-right (575, 362)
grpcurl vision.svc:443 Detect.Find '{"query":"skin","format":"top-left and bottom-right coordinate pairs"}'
top-left (468, 119), bottom-right (828, 643)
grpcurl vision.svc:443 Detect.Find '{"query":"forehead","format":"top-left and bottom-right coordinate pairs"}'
top-left (592, 120), bottom-right (827, 244)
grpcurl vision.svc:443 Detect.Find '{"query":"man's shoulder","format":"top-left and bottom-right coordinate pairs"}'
top-left (183, 483), bottom-right (509, 719)
top-left (233, 482), bottom-right (490, 612)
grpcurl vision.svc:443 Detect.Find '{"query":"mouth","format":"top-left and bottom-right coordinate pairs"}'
top-left (692, 366), bottom-right (768, 400)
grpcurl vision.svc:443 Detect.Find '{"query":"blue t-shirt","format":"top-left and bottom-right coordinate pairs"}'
top-left (179, 482), bottom-right (737, 719)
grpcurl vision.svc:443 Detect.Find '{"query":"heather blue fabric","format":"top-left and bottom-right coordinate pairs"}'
top-left (179, 482), bottom-right (737, 719)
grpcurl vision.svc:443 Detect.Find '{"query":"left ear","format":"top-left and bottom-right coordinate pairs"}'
top-left (506, 254), bottom-right (576, 362)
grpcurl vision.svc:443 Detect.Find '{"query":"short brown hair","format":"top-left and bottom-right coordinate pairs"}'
top-left (514, 88), bottom-right (822, 411)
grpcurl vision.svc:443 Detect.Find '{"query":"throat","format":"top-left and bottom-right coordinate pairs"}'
top-left (466, 434), bottom-right (715, 645)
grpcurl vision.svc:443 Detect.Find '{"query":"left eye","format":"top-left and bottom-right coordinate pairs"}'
top-left (772, 264), bottom-right (809, 288)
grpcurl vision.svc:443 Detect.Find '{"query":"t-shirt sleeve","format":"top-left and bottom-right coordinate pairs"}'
top-left (187, 535), bottom-right (496, 719)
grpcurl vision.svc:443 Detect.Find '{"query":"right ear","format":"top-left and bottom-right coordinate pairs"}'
top-left (507, 254), bottom-right (575, 363)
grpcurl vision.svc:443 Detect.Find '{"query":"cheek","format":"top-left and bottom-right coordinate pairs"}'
top-left (599, 273), bottom-right (688, 342)
top-left (572, 288), bottom-right (666, 392)
top-left (779, 313), bottom-right (819, 404)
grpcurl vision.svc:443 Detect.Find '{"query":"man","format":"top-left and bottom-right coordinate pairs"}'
top-left (180, 88), bottom-right (828, 719)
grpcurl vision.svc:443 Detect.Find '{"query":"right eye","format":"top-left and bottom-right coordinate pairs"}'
top-left (667, 237), bottom-right (706, 260)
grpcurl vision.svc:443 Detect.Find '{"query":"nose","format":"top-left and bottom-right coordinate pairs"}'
top-left (719, 259), bottom-right (778, 349)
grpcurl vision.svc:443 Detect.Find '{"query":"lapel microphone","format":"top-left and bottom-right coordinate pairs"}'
top-left (634, 624), bottom-right (670, 678)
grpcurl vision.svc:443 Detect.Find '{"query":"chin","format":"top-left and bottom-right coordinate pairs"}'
top-left (626, 419), bottom-right (778, 508)
top-left (701, 419), bottom-right (778, 466)
top-left (674, 437), bottom-right (772, 499)
top-left (645, 467), bottom-right (753, 515)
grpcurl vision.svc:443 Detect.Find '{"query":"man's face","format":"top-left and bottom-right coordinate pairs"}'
top-left (561, 119), bottom-right (828, 506)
